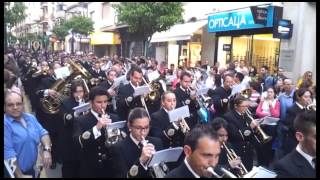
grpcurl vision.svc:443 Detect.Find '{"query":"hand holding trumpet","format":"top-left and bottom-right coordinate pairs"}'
top-left (139, 138), bottom-right (156, 165)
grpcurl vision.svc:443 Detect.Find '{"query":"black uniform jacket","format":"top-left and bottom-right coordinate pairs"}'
top-left (116, 83), bottom-right (143, 120)
top-left (73, 111), bottom-right (120, 177)
top-left (274, 149), bottom-right (316, 178)
top-left (110, 136), bottom-right (163, 178)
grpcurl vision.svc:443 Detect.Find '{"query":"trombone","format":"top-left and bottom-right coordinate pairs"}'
top-left (222, 142), bottom-right (248, 177)
top-left (244, 109), bottom-right (272, 144)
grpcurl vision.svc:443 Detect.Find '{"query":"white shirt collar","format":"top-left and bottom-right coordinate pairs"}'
top-left (180, 86), bottom-right (188, 92)
top-left (295, 102), bottom-right (305, 109)
top-left (130, 81), bottom-right (138, 89)
top-left (296, 144), bottom-right (316, 168)
top-left (130, 133), bottom-right (140, 147)
top-left (90, 109), bottom-right (100, 120)
top-left (184, 158), bottom-right (200, 178)
top-left (162, 107), bottom-right (170, 113)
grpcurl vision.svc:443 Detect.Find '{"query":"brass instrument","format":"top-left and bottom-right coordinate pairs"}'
top-left (32, 66), bottom-right (49, 78)
top-left (307, 102), bottom-right (316, 111)
top-left (244, 109), bottom-right (272, 144)
top-left (207, 166), bottom-right (237, 178)
top-left (40, 60), bottom-right (92, 114)
top-left (138, 80), bottom-right (152, 119)
top-left (142, 76), bottom-right (161, 102)
top-left (177, 117), bottom-right (190, 135)
top-left (103, 109), bottom-right (126, 147)
top-left (222, 142), bottom-right (248, 177)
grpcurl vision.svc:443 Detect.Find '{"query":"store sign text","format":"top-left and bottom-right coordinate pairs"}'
top-left (209, 14), bottom-right (247, 29)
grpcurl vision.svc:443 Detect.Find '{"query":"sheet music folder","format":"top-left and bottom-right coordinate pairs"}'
top-left (106, 120), bottom-right (126, 130)
top-left (147, 147), bottom-right (183, 167)
top-left (72, 102), bottom-right (90, 113)
top-left (168, 105), bottom-right (190, 123)
top-left (133, 85), bottom-right (150, 97)
top-left (243, 166), bottom-right (277, 178)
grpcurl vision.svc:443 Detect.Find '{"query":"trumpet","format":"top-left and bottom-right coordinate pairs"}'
top-left (207, 166), bottom-right (237, 178)
top-left (102, 109), bottom-right (123, 147)
top-left (177, 118), bottom-right (190, 135)
top-left (307, 102), bottom-right (316, 111)
top-left (222, 142), bottom-right (248, 177)
top-left (244, 109), bottom-right (272, 144)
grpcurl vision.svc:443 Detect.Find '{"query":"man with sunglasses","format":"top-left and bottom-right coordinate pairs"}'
top-left (110, 108), bottom-right (164, 178)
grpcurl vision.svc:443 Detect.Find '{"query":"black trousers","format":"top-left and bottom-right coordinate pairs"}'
top-left (255, 125), bottom-right (277, 167)
top-left (62, 160), bottom-right (80, 178)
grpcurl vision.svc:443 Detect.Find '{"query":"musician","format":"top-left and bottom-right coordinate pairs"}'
top-left (58, 79), bottom-right (88, 178)
top-left (99, 69), bottom-right (118, 114)
top-left (72, 86), bottom-right (120, 178)
top-left (208, 74), bottom-right (234, 118)
top-left (274, 111), bottom-right (316, 178)
top-left (174, 71), bottom-right (199, 129)
top-left (116, 65), bottom-right (144, 121)
top-left (223, 95), bottom-right (259, 171)
top-left (150, 91), bottom-right (185, 148)
top-left (110, 107), bottom-right (163, 178)
top-left (282, 88), bottom-right (312, 156)
top-left (34, 62), bottom-right (63, 169)
top-left (165, 125), bottom-right (221, 178)
top-left (211, 117), bottom-right (246, 176)
top-left (89, 60), bottom-right (106, 87)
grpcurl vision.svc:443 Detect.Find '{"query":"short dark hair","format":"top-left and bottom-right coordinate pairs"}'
top-left (249, 81), bottom-right (261, 92)
top-left (211, 117), bottom-right (229, 131)
top-left (294, 111), bottom-right (316, 135)
top-left (261, 65), bottom-right (269, 71)
top-left (223, 74), bottom-right (233, 82)
top-left (180, 71), bottom-right (192, 81)
top-left (161, 91), bottom-right (175, 102)
top-left (235, 72), bottom-right (244, 82)
top-left (128, 107), bottom-right (149, 124)
top-left (233, 95), bottom-right (248, 106)
top-left (184, 125), bottom-right (219, 151)
top-left (130, 65), bottom-right (143, 76)
top-left (89, 86), bottom-right (108, 101)
top-left (295, 88), bottom-right (312, 99)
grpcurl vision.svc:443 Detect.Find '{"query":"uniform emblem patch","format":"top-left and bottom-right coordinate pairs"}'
top-left (129, 165), bottom-right (139, 176)
top-left (168, 128), bottom-right (175, 136)
top-left (66, 114), bottom-right (72, 120)
top-left (82, 131), bottom-right (91, 140)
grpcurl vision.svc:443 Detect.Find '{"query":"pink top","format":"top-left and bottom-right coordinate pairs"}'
top-left (256, 99), bottom-right (280, 118)
top-left (172, 79), bottom-right (180, 90)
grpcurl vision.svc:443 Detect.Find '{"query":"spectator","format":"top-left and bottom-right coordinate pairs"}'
top-left (255, 87), bottom-right (280, 167)
top-left (297, 71), bottom-right (313, 89)
top-left (4, 90), bottom-right (52, 177)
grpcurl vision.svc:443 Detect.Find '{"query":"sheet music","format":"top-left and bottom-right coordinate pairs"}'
top-left (4, 160), bottom-right (15, 178)
top-left (72, 102), bottom-right (91, 113)
top-left (113, 75), bottom-right (127, 88)
top-left (54, 66), bottom-right (71, 79)
top-left (243, 166), bottom-right (277, 178)
top-left (133, 85), bottom-right (150, 97)
top-left (260, 116), bottom-right (280, 126)
top-left (168, 105), bottom-right (190, 123)
top-left (196, 87), bottom-right (209, 96)
top-left (147, 147), bottom-right (183, 167)
top-left (106, 120), bottom-right (126, 129)
top-left (147, 71), bottom-right (160, 82)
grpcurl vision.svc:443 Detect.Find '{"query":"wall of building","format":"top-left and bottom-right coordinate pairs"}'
top-left (200, 24), bottom-right (216, 66)
top-left (280, 2), bottom-right (316, 84)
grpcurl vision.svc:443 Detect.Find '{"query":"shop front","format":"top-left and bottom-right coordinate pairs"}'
top-left (208, 5), bottom-right (283, 74)
top-left (90, 31), bottom-right (121, 58)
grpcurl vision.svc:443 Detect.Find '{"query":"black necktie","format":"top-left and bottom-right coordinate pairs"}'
top-left (138, 142), bottom-right (143, 149)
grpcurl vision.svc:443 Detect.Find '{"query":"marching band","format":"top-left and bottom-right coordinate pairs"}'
top-left (4, 47), bottom-right (316, 178)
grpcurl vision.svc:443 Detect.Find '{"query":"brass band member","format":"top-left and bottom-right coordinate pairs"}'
top-left (59, 79), bottom-right (88, 178)
top-left (274, 111), bottom-right (316, 178)
top-left (34, 62), bottom-right (62, 169)
top-left (165, 125), bottom-right (221, 178)
top-left (174, 71), bottom-right (199, 129)
top-left (110, 107), bottom-right (163, 178)
top-left (99, 68), bottom-right (118, 114)
top-left (150, 91), bottom-right (185, 148)
top-left (208, 74), bottom-right (234, 118)
top-left (116, 65), bottom-right (144, 121)
top-left (73, 86), bottom-right (120, 178)
top-left (211, 117), bottom-right (246, 177)
top-left (223, 95), bottom-right (259, 171)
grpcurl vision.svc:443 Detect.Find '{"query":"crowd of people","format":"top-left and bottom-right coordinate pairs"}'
top-left (4, 46), bottom-right (316, 178)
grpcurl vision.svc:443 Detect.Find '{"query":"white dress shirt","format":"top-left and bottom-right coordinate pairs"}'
top-left (296, 144), bottom-right (316, 169)
top-left (184, 158), bottom-right (200, 178)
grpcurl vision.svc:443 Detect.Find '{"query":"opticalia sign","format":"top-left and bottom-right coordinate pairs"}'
top-left (208, 6), bottom-right (275, 33)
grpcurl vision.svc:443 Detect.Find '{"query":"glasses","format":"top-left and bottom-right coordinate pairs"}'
top-left (218, 134), bottom-right (228, 137)
top-left (131, 125), bottom-right (150, 131)
top-left (6, 102), bottom-right (23, 108)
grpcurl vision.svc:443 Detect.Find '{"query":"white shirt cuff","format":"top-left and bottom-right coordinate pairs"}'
top-left (44, 89), bottom-right (49, 97)
top-left (93, 126), bottom-right (102, 139)
top-left (172, 122), bottom-right (179, 130)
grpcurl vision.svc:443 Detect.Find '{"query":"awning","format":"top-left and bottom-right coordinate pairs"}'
top-left (90, 32), bottom-right (121, 45)
top-left (100, 24), bottom-right (129, 32)
top-left (150, 20), bottom-right (207, 43)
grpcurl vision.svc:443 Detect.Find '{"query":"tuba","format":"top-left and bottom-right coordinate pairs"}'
top-left (40, 60), bottom-right (92, 114)
top-left (244, 109), bottom-right (272, 144)
top-left (222, 142), bottom-right (248, 177)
